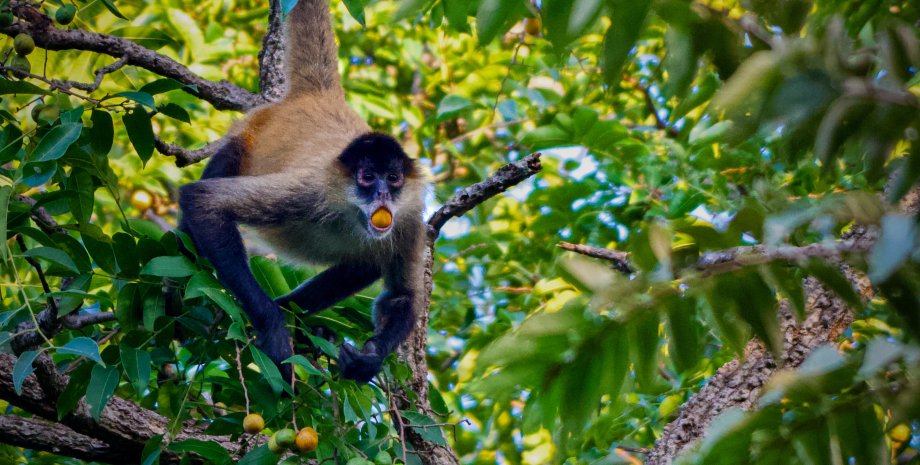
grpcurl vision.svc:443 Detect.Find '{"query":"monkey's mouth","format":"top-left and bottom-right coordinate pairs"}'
top-left (369, 207), bottom-right (394, 234)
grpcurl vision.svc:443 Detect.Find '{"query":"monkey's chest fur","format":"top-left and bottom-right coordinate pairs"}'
top-left (254, 216), bottom-right (400, 266)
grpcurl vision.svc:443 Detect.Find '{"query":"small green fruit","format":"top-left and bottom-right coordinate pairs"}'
top-left (268, 435), bottom-right (283, 454)
top-left (0, 12), bottom-right (14, 28)
top-left (37, 105), bottom-right (60, 125)
top-left (346, 458), bottom-right (372, 465)
top-left (55, 4), bottom-right (76, 25)
top-left (274, 428), bottom-right (296, 448)
top-left (13, 33), bottom-right (34, 56)
top-left (10, 54), bottom-right (30, 74)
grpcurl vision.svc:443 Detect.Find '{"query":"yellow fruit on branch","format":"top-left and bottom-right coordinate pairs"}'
top-left (295, 426), bottom-right (318, 453)
top-left (242, 413), bottom-right (264, 434)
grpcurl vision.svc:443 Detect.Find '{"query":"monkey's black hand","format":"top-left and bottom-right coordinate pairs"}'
top-left (338, 341), bottom-right (383, 383)
top-left (255, 323), bottom-right (294, 382)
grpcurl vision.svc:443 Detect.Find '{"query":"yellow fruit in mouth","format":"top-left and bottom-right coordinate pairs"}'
top-left (371, 208), bottom-right (392, 229)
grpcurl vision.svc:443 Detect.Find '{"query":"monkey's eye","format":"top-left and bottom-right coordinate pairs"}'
top-left (387, 173), bottom-right (403, 186)
top-left (358, 171), bottom-right (376, 186)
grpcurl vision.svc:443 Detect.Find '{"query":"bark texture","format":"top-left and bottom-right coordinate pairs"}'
top-left (645, 189), bottom-right (918, 464)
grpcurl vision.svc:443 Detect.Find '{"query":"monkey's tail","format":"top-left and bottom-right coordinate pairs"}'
top-left (286, 0), bottom-right (342, 96)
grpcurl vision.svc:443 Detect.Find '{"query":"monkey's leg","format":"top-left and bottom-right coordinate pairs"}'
top-left (276, 262), bottom-right (381, 313)
top-left (339, 288), bottom-right (416, 382)
top-left (278, 262), bottom-right (381, 355)
top-left (179, 172), bottom-right (316, 377)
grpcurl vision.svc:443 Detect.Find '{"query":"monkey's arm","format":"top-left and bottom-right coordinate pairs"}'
top-left (276, 262), bottom-right (381, 314)
top-left (338, 251), bottom-right (421, 382)
top-left (179, 172), bottom-right (320, 372)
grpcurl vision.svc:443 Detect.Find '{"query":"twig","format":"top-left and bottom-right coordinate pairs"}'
top-left (16, 235), bottom-right (58, 316)
top-left (693, 241), bottom-right (871, 275)
top-left (427, 153), bottom-right (542, 240)
top-left (557, 242), bottom-right (633, 274)
top-left (60, 55), bottom-right (129, 93)
top-left (235, 343), bottom-right (251, 415)
top-left (629, 78), bottom-right (679, 138)
top-left (154, 137), bottom-right (221, 167)
top-left (3, 3), bottom-right (260, 111)
top-left (14, 195), bottom-right (65, 235)
top-left (0, 65), bottom-right (101, 104)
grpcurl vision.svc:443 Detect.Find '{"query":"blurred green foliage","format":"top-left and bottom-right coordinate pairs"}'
top-left (1, 0), bottom-right (919, 464)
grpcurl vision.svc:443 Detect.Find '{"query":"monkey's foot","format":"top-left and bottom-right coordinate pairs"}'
top-left (338, 342), bottom-right (382, 383)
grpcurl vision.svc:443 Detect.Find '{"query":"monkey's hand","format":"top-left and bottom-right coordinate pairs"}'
top-left (255, 322), bottom-right (294, 381)
top-left (338, 341), bottom-right (383, 383)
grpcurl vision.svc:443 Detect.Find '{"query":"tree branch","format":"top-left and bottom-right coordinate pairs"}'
top-left (0, 352), bottom-right (260, 464)
top-left (0, 415), bottom-right (136, 463)
top-left (2, 3), bottom-right (260, 111)
top-left (154, 137), bottom-right (221, 167)
top-left (397, 153), bottom-right (543, 464)
top-left (426, 153), bottom-right (543, 240)
top-left (557, 241), bottom-right (633, 274)
top-left (258, 0), bottom-right (287, 102)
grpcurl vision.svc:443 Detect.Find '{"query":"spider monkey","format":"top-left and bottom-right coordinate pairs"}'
top-left (178, 0), bottom-right (427, 383)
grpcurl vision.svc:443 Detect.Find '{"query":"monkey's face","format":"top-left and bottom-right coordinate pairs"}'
top-left (338, 133), bottom-right (416, 239)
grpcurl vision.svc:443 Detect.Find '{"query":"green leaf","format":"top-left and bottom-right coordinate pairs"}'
top-left (0, 80), bottom-right (50, 95)
top-left (521, 125), bottom-right (570, 149)
top-left (100, 0), bottom-right (127, 19)
top-left (859, 338), bottom-right (902, 379)
top-left (543, 0), bottom-right (604, 49)
top-left (86, 364), bottom-right (120, 420)
top-left (141, 434), bottom-right (164, 465)
top-left (666, 296), bottom-right (702, 373)
top-left (66, 170), bottom-right (95, 225)
top-left (476, 0), bottom-right (526, 45)
top-left (12, 350), bottom-right (38, 395)
top-left (283, 354), bottom-right (326, 377)
top-left (237, 445), bottom-right (276, 465)
top-left (436, 95), bottom-right (473, 120)
top-left (117, 91), bottom-right (156, 109)
top-left (23, 246), bottom-right (78, 273)
top-left (629, 312), bottom-right (659, 391)
top-left (400, 411), bottom-right (447, 446)
top-left (602, 0), bottom-right (652, 85)
top-left (139, 79), bottom-right (190, 95)
top-left (58, 337), bottom-right (103, 365)
top-left (250, 257), bottom-right (290, 298)
top-left (342, 0), bottom-right (366, 26)
top-left (140, 256), bottom-right (197, 277)
top-left (249, 346), bottom-right (289, 396)
top-left (168, 439), bottom-right (232, 465)
top-left (307, 333), bottom-right (339, 358)
top-left (157, 103), bottom-right (190, 123)
top-left (394, 0), bottom-right (432, 22)
top-left (110, 27), bottom-right (176, 50)
top-left (200, 288), bottom-right (243, 325)
top-left (90, 110), bottom-right (114, 156)
top-left (120, 345), bottom-right (151, 396)
top-left (30, 123), bottom-right (83, 163)
top-left (123, 109), bottom-right (155, 165)
top-left (0, 185), bottom-right (11, 260)
top-left (142, 287), bottom-right (165, 332)
top-left (868, 214), bottom-right (917, 283)
top-left (57, 362), bottom-right (93, 420)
